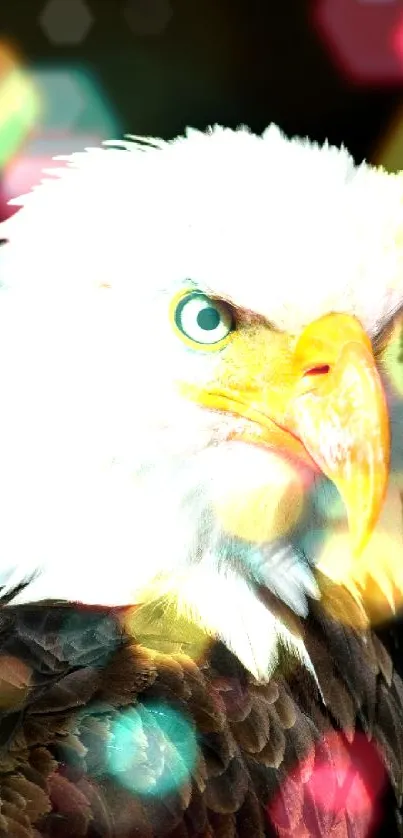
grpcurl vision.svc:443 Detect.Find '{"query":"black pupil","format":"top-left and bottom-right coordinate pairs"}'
top-left (197, 306), bottom-right (220, 331)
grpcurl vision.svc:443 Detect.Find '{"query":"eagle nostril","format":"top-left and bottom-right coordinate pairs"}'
top-left (304, 365), bottom-right (330, 377)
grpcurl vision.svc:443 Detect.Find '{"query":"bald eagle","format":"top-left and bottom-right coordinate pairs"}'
top-left (0, 124), bottom-right (402, 836)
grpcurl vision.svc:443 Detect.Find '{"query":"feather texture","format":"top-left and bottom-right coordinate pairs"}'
top-left (0, 586), bottom-right (399, 837)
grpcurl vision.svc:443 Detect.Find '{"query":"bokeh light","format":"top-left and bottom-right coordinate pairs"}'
top-left (269, 731), bottom-right (386, 835)
top-left (123, 0), bottom-right (173, 37)
top-left (381, 312), bottom-right (403, 396)
top-left (2, 64), bottom-right (121, 217)
top-left (29, 66), bottom-right (120, 135)
top-left (33, 68), bottom-right (85, 130)
top-left (3, 134), bottom-right (100, 205)
top-left (294, 416), bottom-right (403, 626)
top-left (0, 43), bottom-right (41, 170)
top-left (211, 450), bottom-right (305, 543)
top-left (39, 0), bottom-right (94, 45)
top-left (296, 478), bottom-right (345, 559)
top-left (123, 600), bottom-right (213, 665)
top-left (372, 105), bottom-right (403, 171)
top-left (106, 702), bottom-right (197, 797)
top-left (314, 0), bottom-right (403, 84)
top-left (317, 525), bottom-right (403, 625)
top-left (392, 14), bottom-right (403, 66)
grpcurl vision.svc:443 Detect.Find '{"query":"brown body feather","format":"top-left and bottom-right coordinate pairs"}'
top-left (0, 584), bottom-right (401, 838)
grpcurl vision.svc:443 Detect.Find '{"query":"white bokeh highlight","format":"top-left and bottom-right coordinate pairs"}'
top-left (39, 0), bottom-right (94, 45)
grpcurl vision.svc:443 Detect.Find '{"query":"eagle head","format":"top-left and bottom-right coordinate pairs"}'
top-left (0, 124), bottom-right (402, 680)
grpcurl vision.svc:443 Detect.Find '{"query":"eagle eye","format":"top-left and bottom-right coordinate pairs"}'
top-left (170, 289), bottom-right (235, 350)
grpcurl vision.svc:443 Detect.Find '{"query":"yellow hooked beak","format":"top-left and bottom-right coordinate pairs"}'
top-left (181, 312), bottom-right (390, 557)
top-left (286, 314), bottom-right (390, 555)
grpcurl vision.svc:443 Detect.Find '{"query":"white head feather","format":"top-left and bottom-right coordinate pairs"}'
top-left (0, 124), bottom-right (401, 680)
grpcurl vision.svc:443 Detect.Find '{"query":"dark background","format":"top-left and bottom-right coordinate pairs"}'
top-left (1, 0), bottom-right (403, 221)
